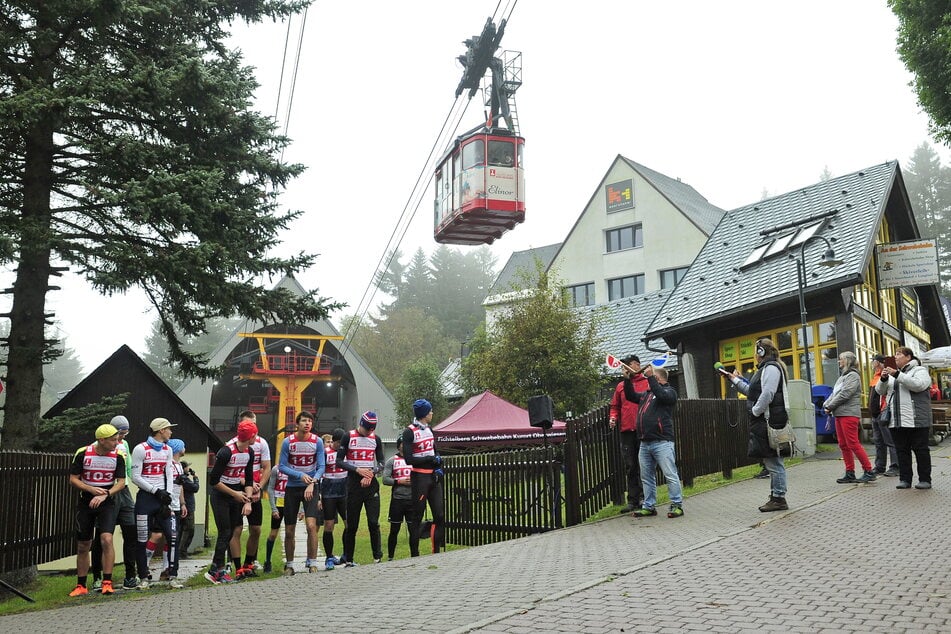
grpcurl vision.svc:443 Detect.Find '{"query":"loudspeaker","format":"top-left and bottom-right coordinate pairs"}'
top-left (527, 394), bottom-right (554, 430)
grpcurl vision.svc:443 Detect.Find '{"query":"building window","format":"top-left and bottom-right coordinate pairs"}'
top-left (607, 274), bottom-right (645, 301)
top-left (605, 224), bottom-right (643, 253)
top-left (566, 282), bottom-right (595, 307)
top-left (660, 267), bottom-right (688, 289)
top-left (718, 318), bottom-right (837, 395)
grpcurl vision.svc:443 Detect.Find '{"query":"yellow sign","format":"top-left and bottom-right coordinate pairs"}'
top-left (739, 339), bottom-right (755, 358)
top-left (721, 342), bottom-right (736, 360)
top-left (903, 319), bottom-right (931, 344)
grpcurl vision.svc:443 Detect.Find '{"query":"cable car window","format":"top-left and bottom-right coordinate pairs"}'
top-left (462, 140), bottom-right (485, 170)
top-left (488, 140), bottom-right (515, 167)
top-left (517, 143), bottom-right (524, 168)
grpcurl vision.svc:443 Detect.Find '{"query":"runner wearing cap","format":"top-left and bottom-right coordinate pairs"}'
top-left (205, 419), bottom-right (256, 584)
top-left (403, 399), bottom-right (445, 556)
top-left (68, 423), bottom-right (126, 596)
top-left (130, 417), bottom-right (177, 589)
top-left (227, 411), bottom-right (271, 580)
top-left (278, 411), bottom-right (326, 574)
top-left (90, 415), bottom-right (139, 590)
top-left (339, 411), bottom-right (385, 566)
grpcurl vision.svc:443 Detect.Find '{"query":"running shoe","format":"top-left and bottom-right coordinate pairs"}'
top-left (100, 580), bottom-right (114, 595)
top-left (373, 558), bottom-right (382, 564)
top-left (283, 564), bottom-right (295, 576)
top-left (251, 560), bottom-right (262, 570)
top-left (122, 577), bottom-right (138, 590)
top-left (68, 584), bottom-right (88, 597)
top-left (325, 557), bottom-right (335, 571)
top-left (204, 568), bottom-right (221, 585)
top-left (234, 565), bottom-right (251, 581)
top-left (263, 561), bottom-right (272, 573)
top-left (92, 578), bottom-right (102, 592)
top-left (667, 505), bottom-right (684, 518)
top-left (159, 568), bottom-right (170, 581)
top-left (168, 577), bottom-right (184, 589)
top-left (632, 507), bottom-right (657, 517)
top-left (344, 561), bottom-right (358, 568)
top-left (136, 577), bottom-right (150, 590)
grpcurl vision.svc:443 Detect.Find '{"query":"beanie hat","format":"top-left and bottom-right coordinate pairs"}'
top-left (168, 438), bottom-right (186, 455)
top-left (236, 420), bottom-right (258, 442)
top-left (359, 411), bottom-right (378, 430)
top-left (110, 415), bottom-right (130, 431)
top-left (413, 399), bottom-right (432, 419)
top-left (96, 424), bottom-right (119, 439)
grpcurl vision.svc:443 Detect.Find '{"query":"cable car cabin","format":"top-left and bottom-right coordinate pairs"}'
top-left (434, 131), bottom-right (525, 245)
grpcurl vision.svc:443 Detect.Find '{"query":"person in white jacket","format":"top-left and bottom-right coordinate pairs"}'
top-left (875, 347), bottom-right (933, 490)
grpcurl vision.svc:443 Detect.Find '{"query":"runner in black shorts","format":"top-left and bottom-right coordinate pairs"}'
top-left (68, 424), bottom-right (127, 597)
top-left (382, 436), bottom-right (413, 561)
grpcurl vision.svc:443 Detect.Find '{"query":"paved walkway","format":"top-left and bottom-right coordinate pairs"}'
top-left (3, 447), bottom-right (949, 633)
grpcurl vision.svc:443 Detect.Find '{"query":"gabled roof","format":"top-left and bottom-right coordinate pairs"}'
top-left (577, 289), bottom-right (674, 371)
top-left (618, 156), bottom-right (726, 235)
top-left (44, 344), bottom-right (223, 450)
top-left (646, 161), bottom-right (898, 339)
top-left (433, 390), bottom-right (566, 448)
top-left (486, 243), bottom-right (562, 297)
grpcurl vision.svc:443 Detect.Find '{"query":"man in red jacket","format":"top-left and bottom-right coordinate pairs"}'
top-left (609, 355), bottom-right (648, 512)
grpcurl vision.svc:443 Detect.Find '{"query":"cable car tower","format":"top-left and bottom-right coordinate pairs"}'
top-left (434, 18), bottom-right (525, 245)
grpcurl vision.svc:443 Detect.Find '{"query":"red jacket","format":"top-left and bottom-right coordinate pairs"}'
top-left (609, 373), bottom-right (649, 432)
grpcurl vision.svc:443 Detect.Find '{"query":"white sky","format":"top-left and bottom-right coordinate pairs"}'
top-left (10, 0), bottom-right (950, 373)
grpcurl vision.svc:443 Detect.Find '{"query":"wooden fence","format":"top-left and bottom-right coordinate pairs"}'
top-left (444, 398), bottom-right (755, 547)
top-left (0, 399), bottom-right (758, 568)
top-left (0, 451), bottom-right (74, 574)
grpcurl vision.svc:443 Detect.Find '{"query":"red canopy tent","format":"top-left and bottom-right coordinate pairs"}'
top-left (433, 390), bottom-right (567, 451)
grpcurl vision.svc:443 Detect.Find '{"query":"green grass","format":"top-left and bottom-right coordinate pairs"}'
top-left (585, 457), bottom-right (804, 522)
top-left (0, 485), bottom-right (422, 614)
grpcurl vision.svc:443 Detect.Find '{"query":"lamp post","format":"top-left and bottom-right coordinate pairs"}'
top-left (794, 236), bottom-right (844, 383)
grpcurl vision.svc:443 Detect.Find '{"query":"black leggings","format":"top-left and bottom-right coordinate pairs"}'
top-left (408, 472), bottom-right (444, 556)
top-left (343, 481), bottom-right (381, 561)
top-left (209, 489), bottom-right (243, 568)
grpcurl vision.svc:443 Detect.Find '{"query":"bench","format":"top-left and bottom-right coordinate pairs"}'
top-left (859, 406), bottom-right (949, 446)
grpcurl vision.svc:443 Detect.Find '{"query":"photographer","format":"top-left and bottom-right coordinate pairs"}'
top-left (177, 456), bottom-right (200, 558)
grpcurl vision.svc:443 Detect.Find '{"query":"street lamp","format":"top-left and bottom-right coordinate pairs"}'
top-left (795, 236), bottom-right (844, 383)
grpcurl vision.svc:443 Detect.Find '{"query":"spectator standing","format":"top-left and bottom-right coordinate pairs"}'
top-left (623, 365), bottom-right (684, 518)
top-left (730, 338), bottom-right (789, 512)
top-left (177, 458), bottom-right (200, 558)
top-left (868, 355), bottom-right (899, 477)
top-left (876, 346), bottom-right (933, 490)
top-left (608, 355), bottom-right (646, 512)
top-left (823, 352), bottom-right (876, 484)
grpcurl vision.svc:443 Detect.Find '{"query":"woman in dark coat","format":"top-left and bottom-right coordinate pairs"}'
top-left (729, 338), bottom-right (789, 512)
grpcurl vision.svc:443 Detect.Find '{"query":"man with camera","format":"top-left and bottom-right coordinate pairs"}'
top-left (177, 457), bottom-right (200, 558)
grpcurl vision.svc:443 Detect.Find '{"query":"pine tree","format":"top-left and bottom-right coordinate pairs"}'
top-left (903, 142), bottom-right (951, 294)
top-left (0, 1), bottom-right (341, 448)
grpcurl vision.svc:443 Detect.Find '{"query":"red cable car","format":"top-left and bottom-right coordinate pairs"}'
top-left (434, 129), bottom-right (525, 245)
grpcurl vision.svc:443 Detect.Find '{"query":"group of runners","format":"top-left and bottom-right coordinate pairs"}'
top-left (69, 398), bottom-right (445, 594)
